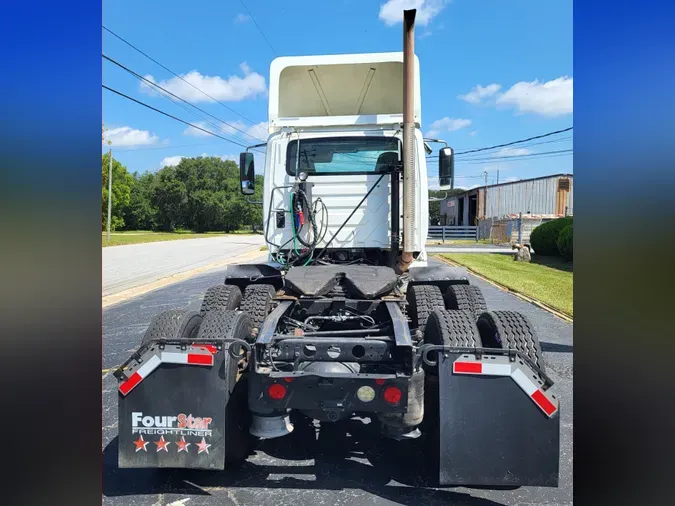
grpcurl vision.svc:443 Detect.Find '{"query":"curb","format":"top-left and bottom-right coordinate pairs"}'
top-left (435, 255), bottom-right (573, 323)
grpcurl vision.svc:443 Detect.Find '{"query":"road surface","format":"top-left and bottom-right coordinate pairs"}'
top-left (103, 259), bottom-right (572, 506)
top-left (103, 234), bottom-right (266, 297)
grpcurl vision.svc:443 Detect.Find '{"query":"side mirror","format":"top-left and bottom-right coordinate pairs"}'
top-left (438, 147), bottom-right (454, 189)
top-left (239, 152), bottom-right (255, 195)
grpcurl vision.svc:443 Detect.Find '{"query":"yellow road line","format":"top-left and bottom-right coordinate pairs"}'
top-left (102, 249), bottom-right (267, 308)
top-left (435, 255), bottom-right (573, 323)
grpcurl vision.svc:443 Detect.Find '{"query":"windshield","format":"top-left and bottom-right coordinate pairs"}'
top-left (286, 137), bottom-right (400, 176)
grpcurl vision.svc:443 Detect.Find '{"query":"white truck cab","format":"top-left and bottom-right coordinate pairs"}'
top-left (240, 52), bottom-right (452, 269)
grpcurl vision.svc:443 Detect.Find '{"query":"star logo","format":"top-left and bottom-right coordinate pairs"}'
top-left (196, 437), bottom-right (211, 455)
top-left (176, 436), bottom-right (191, 453)
top-left (154, 435), bottom-right (170, 452)
top-left (133, 435), bottom-right (149, 452)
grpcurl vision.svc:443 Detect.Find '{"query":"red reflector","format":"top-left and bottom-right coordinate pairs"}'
top-left (531, 390), bottom-right (557, 416)
top-left (267, 383), bottom-right (287, 400)
top-left (284, 377), bottom-right (294, 383)
top-left (382, 386), bottom-right (402, 405)
top-left (119, 372), bottom-right (142, 396)
top-left (187, 353), bottom-right (214, 365)
top-left (454, 362), bottom-right (483, 374)
top-left (194, 344), bottom-right (217, 354)
top-left (375, 378), bottom-right (385, 385)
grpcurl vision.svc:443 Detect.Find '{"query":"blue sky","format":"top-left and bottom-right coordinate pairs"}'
top-left (103, 0), bottom-right (572, 189)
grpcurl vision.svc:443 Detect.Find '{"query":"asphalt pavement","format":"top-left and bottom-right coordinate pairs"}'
top-left (103, 258), bottom-right (572, 506)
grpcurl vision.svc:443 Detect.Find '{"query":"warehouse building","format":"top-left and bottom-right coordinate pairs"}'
top-left (439, 174), bottom-right (573, 244)
top-left (440, 174), bottom-right (573, 225)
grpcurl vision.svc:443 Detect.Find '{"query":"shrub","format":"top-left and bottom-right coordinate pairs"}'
top-left (530, 217), bottom-right (573, 256)
top-left (557, 224), bottom-right (573, 260)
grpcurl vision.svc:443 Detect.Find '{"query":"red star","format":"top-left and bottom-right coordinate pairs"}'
top-left (196, 437), bottom-right (211, 455)
top-left (133, 435), bottom-right (149, 452)
top-left (154, 435), bottom-right (170, 452)
top-left (176, 436), bottom-right (191, 453)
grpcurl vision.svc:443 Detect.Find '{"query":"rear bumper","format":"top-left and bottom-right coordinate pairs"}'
top-left (248, 371), bottom-right (410, 416)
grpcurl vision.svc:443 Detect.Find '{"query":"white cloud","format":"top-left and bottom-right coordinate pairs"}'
top-left (161, 155), bottom-right (184, 167)
top-left (104, 126), bottom-right (159, 147)
top-left (496, 76), bottom-right (573, 117)
top-left (141, 63), bottom-right (266, 103)
top-left (234, 13), bottom-right (250, 23)
top-left (468, 130), bottom-right (477, 137)
top-left (199, 153), bottom-right (238, 162)
top-left (426, 117), bottom-right (471, 137)
top-left (182, 120), bottom-right (268, 142)
top-left (378, 0), bottom-right (448, 27)
top-left (246, 121), bottom-right (269, 140)
top-left (492, 147), bottom-right (532, 158)
top-left (458, 83), bottom-right (501, 105)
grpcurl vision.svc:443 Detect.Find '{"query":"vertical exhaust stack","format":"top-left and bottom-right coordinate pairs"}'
top-left (396, 8), bottom-right (417, 275)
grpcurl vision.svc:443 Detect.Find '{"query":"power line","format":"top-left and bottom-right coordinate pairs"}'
top-left (237, 0), bottom-right (277, 55)
top-left (459, 151), bottom-right (573, 165)
top-left (427, 149), bottom-right (573, 163)
top-left (103, 54), bottom-right (265, 143)
top-left (103, 85), bottom-right (263, 151)
top-left (112, 142), bottom-right (242, 152)
top-left (454, 136), bottom-right (573, 161)
top-left (102, 26), bottom-right (258, 126)
top-left (456, 148), bottom-right (573, 163)
top-left (454, 127), bottom-right (573, 156)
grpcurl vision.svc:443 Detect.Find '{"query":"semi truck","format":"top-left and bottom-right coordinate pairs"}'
top-left (114, 9), bottom-right (559, 487)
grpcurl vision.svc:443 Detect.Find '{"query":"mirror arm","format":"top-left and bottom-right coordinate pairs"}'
top-left (423, 138), bottom-right (448, 148)
top-left (246, 197), bottom-right (263, 205)
top-left (246, 142), bottom-right (267, 152)
top-left (428, 191), bottom-right (448, 201)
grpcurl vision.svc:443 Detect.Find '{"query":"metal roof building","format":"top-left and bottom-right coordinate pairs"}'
top-left (440, 174), bottom-right (573, 226)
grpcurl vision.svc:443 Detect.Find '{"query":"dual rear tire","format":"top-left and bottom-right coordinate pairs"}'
top-left (139, 306), bottom-right (253, 464)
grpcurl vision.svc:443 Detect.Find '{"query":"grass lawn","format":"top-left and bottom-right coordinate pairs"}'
top-left (440, 253), bottom-right (573, 317)
top-left (102, 230), bottom-right (253, 247)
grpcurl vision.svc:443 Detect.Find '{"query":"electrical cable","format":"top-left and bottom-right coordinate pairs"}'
top-left (237, 0), bottom-right (277, 55)
top-left (103, 54), bottom-right (266, 143)
top-left (103, 25), bottom-right (259, 125)
top-left (453, 127), bottom-right (573, 156)
top-left (103, 85), bottom-right (256, 150)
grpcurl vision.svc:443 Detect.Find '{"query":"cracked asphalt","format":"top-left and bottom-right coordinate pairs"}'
top-left (103, 259), bottom-right (572, 506)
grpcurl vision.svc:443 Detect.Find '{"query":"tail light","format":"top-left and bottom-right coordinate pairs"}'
top-left (382, 386), bottom-right (402, 405)
top-left (267, 383), bottom-right (287, 400)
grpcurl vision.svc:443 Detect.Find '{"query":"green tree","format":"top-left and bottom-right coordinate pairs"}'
top-left (124, 171), bottom-right (157, 230)
top-left (102, 153), bottom-right (134, 231)
top-left (151, 167), bottom-right (188, 231)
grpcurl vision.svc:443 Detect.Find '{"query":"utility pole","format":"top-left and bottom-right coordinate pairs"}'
top-left (483, 170), bottom-right (488, 219)
top-left (106, 129), bottom-right (113, 241)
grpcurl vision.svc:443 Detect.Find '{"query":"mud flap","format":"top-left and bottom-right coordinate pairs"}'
top-left (116, 345), bottom-right (229, 470)
top-left (437, 353), bottom-right (560, 487)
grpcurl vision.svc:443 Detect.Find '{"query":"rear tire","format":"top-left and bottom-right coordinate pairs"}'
top-left (196, 310), bottom-right (253, 464)
top-left (406, 284), bottom-right (445, 340)
top-left (421, 309), bottom-right (483, 455)
top-left (476, 310), bottom-right (546, 371)
top-left (201, 284), bottom-right (242, 316)
top-left (140, 309), bottom-right (202, 346)
top-left (241, 284), bottom-right (276, 331)
top-left (444, 284), bottom-right (487, 317)
top-left (422, 309), bottom-right (483, 374)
